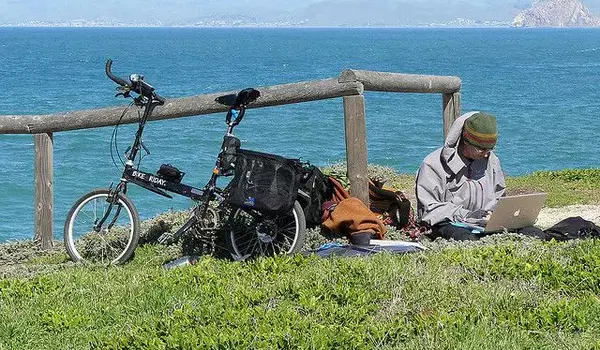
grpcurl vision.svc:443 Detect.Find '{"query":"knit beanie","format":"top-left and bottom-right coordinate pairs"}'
top-left (462, 112), bottom-right (497, 149)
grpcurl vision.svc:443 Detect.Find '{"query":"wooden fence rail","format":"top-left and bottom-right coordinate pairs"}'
top-left (0, 69), bottom-right (461, 247)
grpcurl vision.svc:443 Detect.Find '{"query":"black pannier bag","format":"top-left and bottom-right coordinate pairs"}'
top-left (226, 149), bottom-right (301, 213)
top-left (157, 164), bottom-right (185, 183)
top-left (297, 165), bottom-right (332, 228)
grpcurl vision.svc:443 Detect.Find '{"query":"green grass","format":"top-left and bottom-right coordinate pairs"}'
top-left (2, 240), bottom-right (600, 349)
top-left (506, 168), bottom-right (600, 207)
top-left (1, 167), bottom-right (599, 349)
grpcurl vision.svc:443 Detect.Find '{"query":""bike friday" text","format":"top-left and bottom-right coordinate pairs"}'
top-left (131, 171), bottom-right (168, 187)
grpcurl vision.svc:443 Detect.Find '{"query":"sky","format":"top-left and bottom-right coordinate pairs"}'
top-left (1, 0), bottom-right (600, 25)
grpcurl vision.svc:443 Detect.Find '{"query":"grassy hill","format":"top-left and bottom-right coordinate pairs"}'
top-left (1, 167), bottom-right (599, 349)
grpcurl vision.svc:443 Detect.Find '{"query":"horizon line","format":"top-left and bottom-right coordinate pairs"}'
top-left (3, 25), bottom-right (599, 29)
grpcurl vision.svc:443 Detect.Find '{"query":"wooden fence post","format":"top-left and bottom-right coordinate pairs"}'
top-left (34, 133), bottom-right (53, 249)
top-left (443, 92), bottom-right (462, 139)
top-left (343, 95), bottom-right (369, 206)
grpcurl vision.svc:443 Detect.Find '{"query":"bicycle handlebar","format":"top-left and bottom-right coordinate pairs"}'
top-left (105, 59), bottom-right (165, 105)
top-left (105, 59), bottom-right (129, 87)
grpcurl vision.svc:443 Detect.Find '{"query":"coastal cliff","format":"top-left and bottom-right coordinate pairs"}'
top-left (512, 0), bottom-right (600, 27)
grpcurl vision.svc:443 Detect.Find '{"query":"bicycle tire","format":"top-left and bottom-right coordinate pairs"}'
top-left (64, 189), bottom-right (140, 264)
top-left (226, 200), bottom-right (306, 260)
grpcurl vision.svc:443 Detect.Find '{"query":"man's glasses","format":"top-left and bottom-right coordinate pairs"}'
top-left (465, 140), bottom-right (494, 154)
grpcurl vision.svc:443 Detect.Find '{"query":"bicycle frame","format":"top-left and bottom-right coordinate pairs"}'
top-left (95, 61), bottom-right (260, 241)
top-left (96, 93), bottom-right (238, 239)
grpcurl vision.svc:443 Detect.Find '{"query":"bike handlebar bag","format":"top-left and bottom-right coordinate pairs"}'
top-left (157, 164), bottom-right (185, 183)
top-left (225, 149), bottom-right (301, 213)
top-left (219, 135), bottom-right (241, 174)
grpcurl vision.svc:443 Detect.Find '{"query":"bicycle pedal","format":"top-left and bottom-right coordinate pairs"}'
top-left (157, 232), bottom-right (174, 244)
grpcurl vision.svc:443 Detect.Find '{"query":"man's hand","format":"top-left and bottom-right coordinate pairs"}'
top-left (481, 211), bottom-right (492, 223)
top-left (464, 210), bottom-right (492, 226)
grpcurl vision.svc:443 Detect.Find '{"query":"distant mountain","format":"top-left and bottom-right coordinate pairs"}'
top-left (4, 0), bottom-right (600, 27)
top-left (512, 0), bottom-right (600, 26)
top-left (297, 0), bottom-right (531, 26)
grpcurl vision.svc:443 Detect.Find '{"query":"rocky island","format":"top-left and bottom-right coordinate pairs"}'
top-left (512, 0), bottom-right (600, 27)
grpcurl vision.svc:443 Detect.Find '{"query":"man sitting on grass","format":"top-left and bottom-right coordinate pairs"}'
top-left (415, 111), bottom-right (545, 241)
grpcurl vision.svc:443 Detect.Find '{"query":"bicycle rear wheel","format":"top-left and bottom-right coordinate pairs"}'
top-left (64, 189), bottom-right (140, 264)
top-left (226, 200), bottom-right (306, 260)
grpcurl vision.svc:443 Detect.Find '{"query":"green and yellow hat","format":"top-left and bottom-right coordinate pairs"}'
top-left (462, 112), bottom-right (497, 149)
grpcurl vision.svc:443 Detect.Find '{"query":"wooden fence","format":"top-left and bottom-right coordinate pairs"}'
top-left (0, 69), bottom-right (462, 248)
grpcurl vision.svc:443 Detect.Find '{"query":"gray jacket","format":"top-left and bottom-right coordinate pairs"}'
top-left (416, 111), bottom-right (506, 226)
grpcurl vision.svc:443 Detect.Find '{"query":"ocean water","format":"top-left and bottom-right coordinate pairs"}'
top-left (1, 27), bottom-right (599, 241)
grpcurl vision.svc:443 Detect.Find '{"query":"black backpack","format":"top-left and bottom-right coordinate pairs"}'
top-left (297, 165), bottom-right (332, 228)
top-left (543, 216), bottom-right (600, 241)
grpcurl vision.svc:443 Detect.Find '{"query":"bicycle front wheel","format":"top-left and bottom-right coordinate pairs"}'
top-left (226, 200), bottom-right (306, 260)
top-left (64, 189), bottom-right (140, 264)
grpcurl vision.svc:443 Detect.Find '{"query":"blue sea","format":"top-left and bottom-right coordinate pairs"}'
top-left (1, 27), bottom-right (599, 241)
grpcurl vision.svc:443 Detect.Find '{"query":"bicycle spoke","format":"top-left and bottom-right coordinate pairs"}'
top-left (237, 235), bottom-right (257, 257)
top-left (232, 227), bottom-right (255, 241)
top-left (273, 241), bottom-right (287, 254)
top-left (280, 233), bottom-right (295, 246)
top-left (80, 209), bottom-right (97, 222)
top-left (276, 216), bottom-right (296, 230)
top-left (274, 232), bottom-right (295, 252)
top-left (93, 198), bottom-right (99, 221)
top-left (280, 226), bottom-right (296, 238)
top-left (265, 241), bottom-right (274, 255)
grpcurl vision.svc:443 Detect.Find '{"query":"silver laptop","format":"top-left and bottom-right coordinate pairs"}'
top-left (457, 193), bottom-right (547, 233)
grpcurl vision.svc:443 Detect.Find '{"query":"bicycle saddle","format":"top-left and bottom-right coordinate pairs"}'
top-left (215, 88), bottom-right (260, 108)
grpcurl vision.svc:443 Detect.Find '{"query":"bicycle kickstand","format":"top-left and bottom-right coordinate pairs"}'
top-left (157, 214), bottom-right (198, 244)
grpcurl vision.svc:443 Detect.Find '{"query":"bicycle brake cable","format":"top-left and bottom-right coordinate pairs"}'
top-left (110, 101), bottom-right (134, 170)
top-left (136, 108), bottom-right (144, 169)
